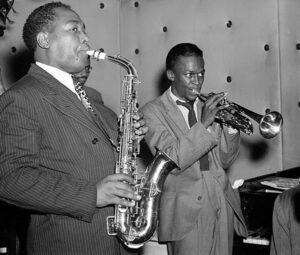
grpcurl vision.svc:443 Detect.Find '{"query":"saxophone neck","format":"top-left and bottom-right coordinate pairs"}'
top-left (86, 50), bottom-right (138, 76)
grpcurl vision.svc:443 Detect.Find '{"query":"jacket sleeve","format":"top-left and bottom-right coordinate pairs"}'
top-left (0, 90), bottom-right (97, 222)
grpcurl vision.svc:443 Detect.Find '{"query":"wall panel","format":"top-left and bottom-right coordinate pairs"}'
top-left (279, 0), bottom-right (300, 169)
top-left (120, 0), bottom-right (282, 181)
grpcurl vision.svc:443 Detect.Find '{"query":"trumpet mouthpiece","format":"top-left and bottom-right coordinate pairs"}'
top-left (192, 89), bottom-right (200, 95)
top-left (86, 50), bottom-right (107, 60)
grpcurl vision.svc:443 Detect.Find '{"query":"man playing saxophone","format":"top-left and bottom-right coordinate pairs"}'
top-left (0, 2), bottom-right (147, 255)
top-left (141, 43), bottom-right (247, 255)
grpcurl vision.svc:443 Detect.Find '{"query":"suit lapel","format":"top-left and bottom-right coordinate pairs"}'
top-left (29, 64), bottom-right (116, 146)
top-left (160, 90), bottom-right (204, 133)
top-left (43, 92), bottom-right (103, 135)
top-left (87, 105), bottom-right (118, 147)
top-left (161, 91), bottom-right (190, 133)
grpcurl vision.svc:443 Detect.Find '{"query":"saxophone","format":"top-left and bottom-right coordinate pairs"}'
top-left (87, 50), bottom-right (178, 248)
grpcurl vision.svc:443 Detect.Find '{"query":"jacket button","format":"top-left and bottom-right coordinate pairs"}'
top-left (197, 196), bottom-right (202, 201)
top-left (92, 138), bottom-right (99, 144)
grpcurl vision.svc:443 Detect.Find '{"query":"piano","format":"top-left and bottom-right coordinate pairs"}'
top-left (233, 166), bottom-right (300, 255)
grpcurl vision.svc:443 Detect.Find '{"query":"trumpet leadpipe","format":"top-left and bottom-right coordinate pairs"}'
top-left (192, 89), bottom-right (228, 105)
top-left (192, 89), bottom-right (208, 102)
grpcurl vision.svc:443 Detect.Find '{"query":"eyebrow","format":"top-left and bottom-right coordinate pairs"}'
top-left (68, 19), bottom-right (85, 28)
top-left (186, 70), bottom-right (205, 73)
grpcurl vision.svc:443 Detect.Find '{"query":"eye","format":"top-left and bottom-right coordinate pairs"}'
top-left (72, 27), bottom-right (78, 32)
top-left (198, 72), bottom-right (205, 77)
top-left (185, 73), bottom-right (192, 78)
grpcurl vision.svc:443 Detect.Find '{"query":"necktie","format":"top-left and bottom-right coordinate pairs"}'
top-left (176, 100), bottom-right (209, 170)
top-left (176, 100), bottom-right (197, 128)
top-left (71, 75), bottom-right (117, 148)
top-left (71, 75), bottom-right (94, 113)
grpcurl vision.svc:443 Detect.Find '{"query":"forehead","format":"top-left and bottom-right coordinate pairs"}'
top-left (174, 55), bottom-right (204, 71)
top-left (52, 7), bottom-right (84, 26)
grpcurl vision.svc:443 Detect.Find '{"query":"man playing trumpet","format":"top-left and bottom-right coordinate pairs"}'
top-left (141, 43), bottom-right (247, 255)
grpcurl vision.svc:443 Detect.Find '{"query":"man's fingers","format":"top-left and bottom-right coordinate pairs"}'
top-left (96, 174), bottom-right (141, 207)
top-left (113, 185), bottom-right (141, 201)
top-left (113, 197), bottom-right (137, 207)
top-left (133, 111), bottom-right (144, 120)
top-left (135, 126), bottom-right (148, 136)
top-left (106, 173), bottom-right (134, 184)
top-left (105, 174), bottom-right (141, 200)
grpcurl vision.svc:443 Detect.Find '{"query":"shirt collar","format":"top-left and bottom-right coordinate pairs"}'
top-left (35, 62), bottom-right (77, 95)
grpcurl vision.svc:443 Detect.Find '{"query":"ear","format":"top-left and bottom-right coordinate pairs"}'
top-left (166, 69), bottom-right (175, 81)
top-left (37, 32), bottom-right (49, 49)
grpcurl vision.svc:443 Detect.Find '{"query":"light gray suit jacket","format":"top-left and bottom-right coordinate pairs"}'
top-left (141, 88), bottom-right (247, 250)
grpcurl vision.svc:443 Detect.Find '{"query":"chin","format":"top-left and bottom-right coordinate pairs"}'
top-left (75, 60), bottom-right (88, 71)
top-left (189, 95), bottom-right (198, 101)
top-left (76, 54), bottom-right (89, 65)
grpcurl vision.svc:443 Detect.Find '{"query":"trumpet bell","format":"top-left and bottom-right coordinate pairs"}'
top-left (259, 111), bottom-right (283, 139)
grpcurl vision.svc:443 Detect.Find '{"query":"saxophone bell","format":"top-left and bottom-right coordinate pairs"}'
top-left (192, 90), bottom-right (283, 139)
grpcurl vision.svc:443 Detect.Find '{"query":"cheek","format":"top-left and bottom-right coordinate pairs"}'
top-left (176, 76), bottom-right (189, 85)
top-left (55, 49), bottom-right (76, 66)
top-left (55, 47), bottom-right (67, 59)
top-left (53, 36), bottom-right (76, 56)
top-left (181, 78), bottom-right (192, 90)
top-left (174, 81), bottom-right (189, 96)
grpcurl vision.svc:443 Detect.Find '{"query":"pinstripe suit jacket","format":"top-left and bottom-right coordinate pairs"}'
top-left (0, 64), bottom-right (131, 255)
top-left (141, 89), bottom-right (247, 254)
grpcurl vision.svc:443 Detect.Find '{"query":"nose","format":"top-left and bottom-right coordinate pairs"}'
top-left (192, 72), bottom-right (205, 85)
top-left (191, 75), bottom-right (201, 85)
top-left (80, 32), bottom-right (89, 44)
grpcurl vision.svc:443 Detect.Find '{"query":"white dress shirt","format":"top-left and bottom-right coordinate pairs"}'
top-left (36, 62), bottom-right (80, 100)
top-left (169, 87), bottom-right (199, 127)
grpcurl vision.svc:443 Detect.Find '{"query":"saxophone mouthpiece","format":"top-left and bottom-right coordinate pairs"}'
top-left (86, 50), bottom-right (107, 61)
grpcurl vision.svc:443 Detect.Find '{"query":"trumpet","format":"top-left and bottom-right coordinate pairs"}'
top-left (192, 90), bottom-right (283, 139)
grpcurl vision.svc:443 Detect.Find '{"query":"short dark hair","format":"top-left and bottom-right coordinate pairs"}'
top-left (23, 2), bottom-right (71, 51)
top-left (166, 43), bottom-right (203, 71)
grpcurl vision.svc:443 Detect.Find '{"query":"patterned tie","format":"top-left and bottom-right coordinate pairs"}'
top-left (71, 75), bottom-right (117, 148)
top-left (176, 100), bottom-right (209, 170)
top-left (71, 75), bottom-right (95, 113)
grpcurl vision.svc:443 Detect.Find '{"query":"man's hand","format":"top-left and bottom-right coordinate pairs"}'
top-left (201, 92), bottom-right (229, 128)
top-left (133, 111), bottom-right (148, 143)
top-left (96, 174), bottom-right (141, 208)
